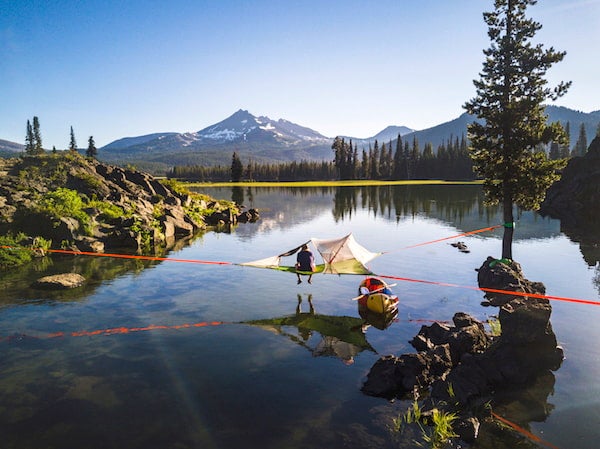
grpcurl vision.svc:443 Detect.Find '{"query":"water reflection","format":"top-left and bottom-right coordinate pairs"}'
top-left (0, 253), bottom-right (158, 306)
top-left (206, 185), bottom-right (562, 242)
top-left (245, 293), bottom-right (375, 365)
top-left (558, 221), bottom-right (600, 267)
top-left (477, 371), bottom-right (558, 449)
top-left (359, 305), bottom-right (398, 331)
top-left (332, 185), bottom-right (496, 223)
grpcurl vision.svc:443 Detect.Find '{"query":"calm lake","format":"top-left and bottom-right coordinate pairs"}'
top-left (1, 184), bottom-right (599, 449)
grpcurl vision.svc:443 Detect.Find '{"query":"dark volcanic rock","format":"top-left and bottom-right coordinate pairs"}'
top-left (540, 135), bottom-right (600, 265)
top-left (541, 135), bottom-right (600, 226)
top-left (363, 256), bottom-right (564, 445)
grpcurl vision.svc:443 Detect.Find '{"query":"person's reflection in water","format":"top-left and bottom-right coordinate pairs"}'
top-left (296, 294), bottom-right (314, 341)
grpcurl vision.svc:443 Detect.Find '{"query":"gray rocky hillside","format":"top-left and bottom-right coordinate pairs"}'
top-left (541, 134), bottom-right (600, 227)
top-left (0, 153), bottom-right (257, 255)
top-left (540, 135), bottom-right (600, 265)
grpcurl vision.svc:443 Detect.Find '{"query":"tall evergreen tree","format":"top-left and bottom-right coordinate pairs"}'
top-left (409, 136), bottom-right (420, 179)
top-left (32, 116), bottom-right (43, 154)
top-left (464, 0), bottom-right (570, 260)
top-left (572, 123), bottom-right (588, 157)
top-left (403, 141), bottom-right (410, 179)
top-left (392, 134), bottom-right (403, 179)
top-left (361, 149), bottom-right (369, 179)
top-left (246, 159), bottom-right (254, 181)
top-left (560, 121), bottom-right (571, 158)
top-left (548, 141), bottom-right (561, 160)
top-left (25, 119), bottom-right (34, 154)
top-left (370, 140), bottom-right (380, 179)
top-left (86, 136), bottom-right (97, 159)
top-left (231, 151), bottom-right (243, 182)
top-left (69, 126), bottom-right (78, 152)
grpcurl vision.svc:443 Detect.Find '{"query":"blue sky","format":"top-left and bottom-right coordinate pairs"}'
top-left (1, 0), bottom-right (598, 149)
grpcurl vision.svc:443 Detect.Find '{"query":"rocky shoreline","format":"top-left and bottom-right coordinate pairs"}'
top-left (0, 154), bottom-right (258, 256)
top-left (362, 258), bottom-right (563, 446)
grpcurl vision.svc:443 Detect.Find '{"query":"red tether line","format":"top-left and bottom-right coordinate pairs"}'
top-left (45, 248), bottom-right (232, 265)
top-left (0, 321), bottom-right (226, 342)
top-left (378, 274), bottom-right (600, 306)
top-left (491, 411), bottom-right (561, 449)
top-left (398, 224), bottom-right (503, 250)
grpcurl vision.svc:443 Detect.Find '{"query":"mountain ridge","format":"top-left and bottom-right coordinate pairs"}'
top-left (2, 106), bottom-right (598, 174)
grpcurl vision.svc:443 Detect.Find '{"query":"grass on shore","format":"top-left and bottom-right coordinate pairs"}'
top-left (185, 179), bottom-right (483, 188)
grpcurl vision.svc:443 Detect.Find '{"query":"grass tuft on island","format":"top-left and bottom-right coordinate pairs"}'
top-left (186, 180), bottom-right (483, 188)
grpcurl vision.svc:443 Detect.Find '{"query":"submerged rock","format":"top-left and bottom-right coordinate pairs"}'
top-left (34, 273), bottom-right (86, 290)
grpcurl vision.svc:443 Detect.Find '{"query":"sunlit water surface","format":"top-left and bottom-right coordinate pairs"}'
top-left (1, 185), bottom-right (598, 448)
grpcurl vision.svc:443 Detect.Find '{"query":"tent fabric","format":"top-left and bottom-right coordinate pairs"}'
top-left (240, 233), bottom-right (382, 275)
top-left (311, 234), bottom-right (380, 274)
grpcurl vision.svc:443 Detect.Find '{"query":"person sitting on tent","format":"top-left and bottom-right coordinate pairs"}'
top-left (296, 244), bottom-right (315, 284)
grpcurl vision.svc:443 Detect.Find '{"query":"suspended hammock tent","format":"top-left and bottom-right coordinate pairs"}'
top-left (240, 233), bottom-right (382, 275)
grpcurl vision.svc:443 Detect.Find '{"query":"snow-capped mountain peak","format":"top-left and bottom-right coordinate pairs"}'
top-left (194, 109), bottom-right (329, 145)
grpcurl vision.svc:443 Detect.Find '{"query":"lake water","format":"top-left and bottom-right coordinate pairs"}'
top-left (1, 185), bottom-right (598, 449)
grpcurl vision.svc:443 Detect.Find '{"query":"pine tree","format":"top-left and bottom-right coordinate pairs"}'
top-left (392, 134), bottom-right (403, 179)
top-left (370, 140), bottom-right (380, 179)
top-left (69, 126), bottom-right (78, 152)
top-left (32, 116), bottom-right (43, 154)
top-left (560, 121), bottom-right (571, 158)
top-left (332, 137), bottom-right (351, 179)
top-left (572, 123), bottom-right (588, 157)
top-left (464, 0), bottom-right (570, 260)
top-left (409, 136), bottom-right (420, 179)
top-left (231, 152), bottom-right (243, 182)
top-left (548, 141), bottom-right (561, 160)
top-left (361, 149), bottom-right (369, 179)
top-left (403, 141), bottom-right (410, 179)
top-left (25, 119), bottom-right (34, 154)
top-left (246, 159), bottom-right (254, 181)
top-left (86, 136), bottom-right (97, 159)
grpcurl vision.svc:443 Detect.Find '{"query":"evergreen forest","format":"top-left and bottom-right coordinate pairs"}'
top-left (169, 134), bottom-right (476, 182)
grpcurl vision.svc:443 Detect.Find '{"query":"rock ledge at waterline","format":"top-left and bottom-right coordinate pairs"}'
top-left (0, 154), bottom-right (258, 255)
top-left (362, 257), bottom-right (563, 444)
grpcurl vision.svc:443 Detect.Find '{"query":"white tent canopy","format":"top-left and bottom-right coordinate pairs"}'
top-left (240, 234), bottom-right (382, 275)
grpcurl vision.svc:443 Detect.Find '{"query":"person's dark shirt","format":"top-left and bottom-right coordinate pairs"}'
top-left (297, 250), bottom-right (314, 271)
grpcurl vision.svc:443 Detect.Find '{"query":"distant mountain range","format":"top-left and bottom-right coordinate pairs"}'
top-left (98, 109), bottom-right (334, 171)
top-left (99, 106), bottom-right (600, 172)
top-left (0, 139), bottom-right (24, 157)
top-left (2, 106), bottom-right (598, 174)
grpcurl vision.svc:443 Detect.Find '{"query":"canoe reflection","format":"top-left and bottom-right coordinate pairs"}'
top-left (358, 303), bottom-right (398, 330)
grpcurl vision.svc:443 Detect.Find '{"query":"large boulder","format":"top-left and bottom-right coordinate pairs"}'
top-left (33, 273), bottom-right (86, 290)
top-left (477, 257), bottom-right (545, 306)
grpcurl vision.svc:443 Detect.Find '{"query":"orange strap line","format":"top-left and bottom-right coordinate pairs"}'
top-left (4, 238), bottom-right (599, 306)
top-left (491, 411), bottom-right (561, 449)
top-left (400, 224), bottom-right (503, 250)
top-left (2, 245), bottom-right (230, 265)
top-left (378, 274), bottom-right (600, 306)
top-left (45, 248), bottom-right (232, 265)
top-left (1, 321), bottom-right (226, 342)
